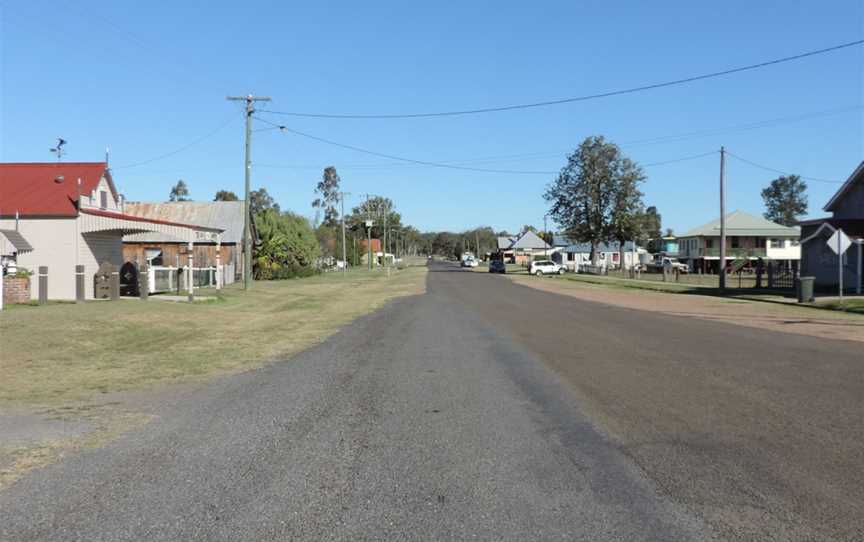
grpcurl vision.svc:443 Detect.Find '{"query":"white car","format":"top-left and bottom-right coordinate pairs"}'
top-left (461, 257), bottom-right (479, 268)
top-left (529, 260), bottom-right (565, 276)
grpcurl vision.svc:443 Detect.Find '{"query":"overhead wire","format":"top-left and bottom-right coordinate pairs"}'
top-left (725, 151), bottom-right (844, 184)
top-left (254, 105), bottom-right (861, 171)
top-left (112, 115), bottom-right (238, 169)
top-left (254, 116), bottom-right (716, 175)
top-left (259, 40), bottom-right (864, 119)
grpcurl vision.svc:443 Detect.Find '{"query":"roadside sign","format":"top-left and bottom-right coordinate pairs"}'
top-left (827, 228), bottom-right (851, 304)
top-left (827, 229), bottom-right (852, 255)
top-left (365, 220), bottom-right (373, 228)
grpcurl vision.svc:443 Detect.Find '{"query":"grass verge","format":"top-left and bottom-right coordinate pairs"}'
top-left (0, 266), bottom-right (427, 406)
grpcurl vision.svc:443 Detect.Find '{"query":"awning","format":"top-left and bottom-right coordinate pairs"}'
top-left (79, 208), bottom-right (222, 243)
top-left (0, 229), bottom-right (34, 254)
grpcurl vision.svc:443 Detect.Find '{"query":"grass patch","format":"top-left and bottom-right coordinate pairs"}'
top-left (0, 266), bottom-right (427, 406)
top-left (813, 298), bottom-right (864, 314)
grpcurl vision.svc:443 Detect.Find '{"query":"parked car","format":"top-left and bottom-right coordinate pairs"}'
top-left (644, 255), bottom-right (689, 274)
top-left (529, 260), bottom-right (565, 276)
top-left (488, 260), bottom-right (506, 274)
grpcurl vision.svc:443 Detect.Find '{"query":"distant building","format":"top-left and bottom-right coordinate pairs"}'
top-left (496, 230), bottom-right (550, 264)
top-left (551, 235), bottom-right (646, 270)
top-left (677, 210), bottom-right (800, 273)
top-left (799, 162), bottom-right (864, 291)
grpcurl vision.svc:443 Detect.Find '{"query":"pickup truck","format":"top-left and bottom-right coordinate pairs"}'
top-left (644, 256), bottom-right (689, 274)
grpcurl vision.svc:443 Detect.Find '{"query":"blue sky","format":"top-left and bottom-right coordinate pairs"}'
top-left (1, 1), bottom-right (862, 234)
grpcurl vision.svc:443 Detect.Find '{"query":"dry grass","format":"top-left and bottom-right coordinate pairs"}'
top-left (0, 266), bottom-right (427, 406)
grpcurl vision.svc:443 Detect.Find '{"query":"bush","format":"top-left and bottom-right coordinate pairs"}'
top-left (253, 209), bottom-right (322, 280)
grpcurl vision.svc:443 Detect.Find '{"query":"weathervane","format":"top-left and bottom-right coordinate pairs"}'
top-left (49, 138), bottom-right (67, 161)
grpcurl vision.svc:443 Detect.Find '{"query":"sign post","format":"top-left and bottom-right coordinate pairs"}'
top-left (827, 228), bottom-right (852, 305)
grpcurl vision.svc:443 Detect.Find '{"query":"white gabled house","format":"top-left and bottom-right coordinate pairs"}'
top-left (0, 162), bottom-right (222, 300)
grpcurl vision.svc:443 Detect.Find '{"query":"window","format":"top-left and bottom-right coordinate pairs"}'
top-left (770, 238), bottom-right (784, 248)
top-left (100, 191), bottom-right (108, 209)
top-left (755, 238), bottom-right (766, 249)
top-left (790, 239), bottom-right (800, 247)
top-left (731, 237), bottom-right (740, 249)
top-left (705, 238), bottom-right (713, 248)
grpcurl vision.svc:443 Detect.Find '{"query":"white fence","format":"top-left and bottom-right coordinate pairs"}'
top-left (148, 266), bottom-right (221, 293)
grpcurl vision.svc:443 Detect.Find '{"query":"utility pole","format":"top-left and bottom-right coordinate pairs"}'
top-left (226, 94), bottom-right (271, 290)
top-left (362, 194), bottom-right (374, 270)
top-left (340, 192), bottom-right (350, 275)
top-left (719, 146), bottom-right (727, 293)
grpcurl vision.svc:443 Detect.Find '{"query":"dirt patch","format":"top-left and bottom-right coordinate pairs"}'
top-left (510, 275), bottom-right (864, 343)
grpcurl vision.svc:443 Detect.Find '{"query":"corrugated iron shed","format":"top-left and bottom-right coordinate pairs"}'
top-left (123, 201), bottom-right (245, 244)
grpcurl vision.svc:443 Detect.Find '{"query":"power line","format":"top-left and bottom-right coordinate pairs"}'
top-left (259, 40), bottom-right (864, 119)
top-left (255, 104), bottom-right (860, 172)
top-left (112, 115), bottom-right (238, 169)
top-left (254, 116), bottom-right (716, 174)
top-left (725, 151), bottom-right (843, 184)
top-left (253, 117), bottom-right (557, 174)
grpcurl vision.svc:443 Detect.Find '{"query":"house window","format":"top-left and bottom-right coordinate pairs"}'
top-left (770, 238), bottom-right (784, 248)
top-left (705, 238), bottom-right (713, 248)
top-left (100, 191), bottom-right (108, 209)
top-left (790, 239), bottom-right (800, 247)
top-left (755, 238), bottom-right (766, 249)
top-left (731, 237), bottom-right (740, 249)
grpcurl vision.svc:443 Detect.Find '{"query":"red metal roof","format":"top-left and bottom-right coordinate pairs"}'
top-left (0, 162), bottom-right (108, 217)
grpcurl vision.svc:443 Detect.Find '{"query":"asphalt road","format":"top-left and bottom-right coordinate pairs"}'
top-left (2, 261), bottom-right (861, 540)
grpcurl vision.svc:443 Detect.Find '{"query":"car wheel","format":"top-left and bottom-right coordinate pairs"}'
top-left (558, 268), bottom-right (565, 275)
top-left (534, 270), bottom-right (542, 276)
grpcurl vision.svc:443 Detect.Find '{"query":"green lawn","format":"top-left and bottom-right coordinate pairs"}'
top-left (0, 266), bottom-right (427, 406)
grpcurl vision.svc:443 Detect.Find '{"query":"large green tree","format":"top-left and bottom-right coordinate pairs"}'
top-left (169, 179), bottom-right (190, 202)
top-left (761, 175), bottom-right (808, 226)
top-left (640, 206), bottom-right (663, 249)
top-left (312, 166), bottom-right (342, 227)
top-left (250, 187), bottom-right (280, 215)
top-left (544, 136), bottom-right (645, 263)
top-left (214, 190), bottom-right (239, 201)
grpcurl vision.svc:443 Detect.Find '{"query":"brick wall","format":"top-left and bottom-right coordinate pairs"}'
top-left (3, 276), bottom-right (30, 304)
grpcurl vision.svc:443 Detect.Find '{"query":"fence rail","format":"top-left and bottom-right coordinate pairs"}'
top-left (149, 266), bottom-right (218, 293)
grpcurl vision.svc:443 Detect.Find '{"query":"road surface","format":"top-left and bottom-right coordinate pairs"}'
top-left (2, 261), bottom-right (861, 540)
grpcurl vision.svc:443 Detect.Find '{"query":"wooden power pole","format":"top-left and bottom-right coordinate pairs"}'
top-left (226, 94), bottom-right (271, 290)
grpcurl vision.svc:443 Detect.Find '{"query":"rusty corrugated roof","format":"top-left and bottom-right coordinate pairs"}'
top-left (123, 201), bottom-right (245, 244)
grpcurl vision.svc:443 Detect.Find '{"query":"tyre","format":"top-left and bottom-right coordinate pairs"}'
top-left (534, 270), bottom-right (542, 276)
top-left (558, 268), bottom-right (565, 275)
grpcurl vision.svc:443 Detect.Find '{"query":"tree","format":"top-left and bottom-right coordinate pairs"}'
top-left (253, 209), bottom-right (320, 279)
top-left (640, 206), bottom-right (663, 249)
top-left (169, 179), bottom-right (190, 202)
top-left (761, 175), bottom-right (808, 226)
top-left (348, 196), bottom-right (401, 239)
top-left (544, 136), bottom-right (645, 264)
top-left (312, 166), bottom-right (341, 227)
top-left (214, 190), bottom-right (239, 201)
top-left (250, 187), bottom-right (280, 215)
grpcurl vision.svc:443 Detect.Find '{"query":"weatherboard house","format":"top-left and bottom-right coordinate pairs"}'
top-left (799, 161), bottom-right (864, 291)
top-left (496, 230), bottom-right (550, 264)
top-left (0, 162), bottom-right (221, 300)
top-left (676, 210), bottom-right (800, 273)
